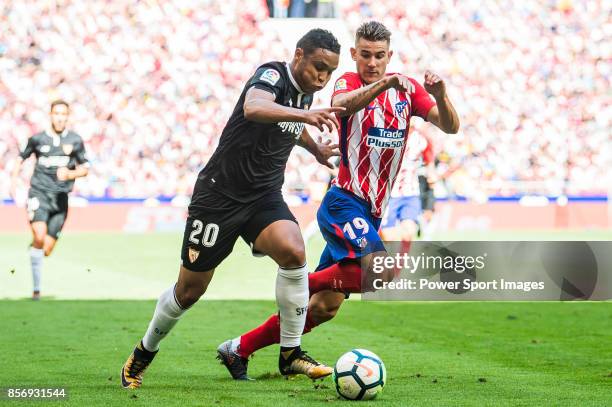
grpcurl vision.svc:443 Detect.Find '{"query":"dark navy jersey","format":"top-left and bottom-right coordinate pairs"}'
top-left (194, 61), bottom-right (313, 205)
top-left (19, 130), bottom-right (88, 193)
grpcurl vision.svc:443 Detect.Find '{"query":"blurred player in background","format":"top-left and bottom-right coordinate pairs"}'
top-left (10, 100), bottom-right (89, 300)
top-left (122, 29), bottom-right (344, 388)
top-left (220, 21), bottom-right (459, 378)
top-left (417, 136), bottom-right (438, 240)
top-left (380, 131), bottom-right (434, 243)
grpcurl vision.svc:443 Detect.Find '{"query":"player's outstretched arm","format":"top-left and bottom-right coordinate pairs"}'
top-left (424, 71), bottom-right (460, 134)
top-left (243, 88), bottom-right (344, 132)
top-left (297, 128), bottom-right (340, 169)
top-left (332, 74), bottom-right (410, 118)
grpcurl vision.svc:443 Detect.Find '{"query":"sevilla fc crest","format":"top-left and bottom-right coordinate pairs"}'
top-left (62, 144), bottom-right (73, 155)
top-left (188, 247), bottom-right (200, 263)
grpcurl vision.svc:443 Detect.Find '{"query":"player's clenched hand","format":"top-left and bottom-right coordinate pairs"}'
top-left (56, 167), bottom-right (70, 181)
top-left (303, 107), bottom-right (345, 133)
top-left (387, 74), bottom-right (415, 93)
top-left (315, 136), bottom-right (340, 169)
top-left (424, 71), bottom-right (446, 99)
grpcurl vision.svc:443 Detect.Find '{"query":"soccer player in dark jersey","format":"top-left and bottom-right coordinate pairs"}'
top-left (121, 29), bottom-right (344, 388)
top-left (10, 100), bottom-right (89, 300)
top-left (217, 21), bottom-right (460, 379)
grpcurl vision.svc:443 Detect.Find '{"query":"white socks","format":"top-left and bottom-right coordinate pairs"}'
top-left (142, 285), bottom-right (187, 352)
top-left (30, 247), bottom-right (44, 292)
top-left (276, 263), bottom-right (309, 348)
top-left (142, 265), bottom-right (308, 352)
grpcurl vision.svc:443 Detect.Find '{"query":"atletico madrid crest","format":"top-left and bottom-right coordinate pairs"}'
top-left (356, 237), bottom-right (368, 249)
top-left (188, 247), bottom-right (200, 263)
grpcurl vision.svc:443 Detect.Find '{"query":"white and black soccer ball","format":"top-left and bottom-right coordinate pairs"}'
top-left (333, 349), bottom-right (386, 400)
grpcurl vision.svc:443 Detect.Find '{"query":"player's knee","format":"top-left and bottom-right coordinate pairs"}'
top-left (174, 283), bottom-right (205, 308)
top-left (309, 301), bottom-right (339, 324)
top-left (400, 223), bottom-right (417, 241)
top-left (401, 231), bottom-right (415, 242)
top-left (32, 236), bottom-right (45, 249)
top-left (175, 290), bottom-right (201, 308)
top-left (277, 244), bottom-right (306, 269)
top-left (382, 228), bottom-right (399, 241)
top-left (44, 248), bottom-right (52, 257)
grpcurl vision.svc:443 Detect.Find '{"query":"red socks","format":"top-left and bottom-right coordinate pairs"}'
top-left (308, 262), bottom-right (362, 295)
top-left (237, 262), bottom-right (363, 358)
top-left (238, 312), bottom-right (319, 358)
top-left (237, 314), bottom-right (279, 358)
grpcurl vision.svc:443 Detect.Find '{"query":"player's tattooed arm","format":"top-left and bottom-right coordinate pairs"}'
top-left (297, 128), bottom-right (340, 169)
top-left (244, 88), bottom-right (344, 132)
top-left (424, 71), bottom-right (460, 134)
top-left (332, 74), bottom-right (412, 118)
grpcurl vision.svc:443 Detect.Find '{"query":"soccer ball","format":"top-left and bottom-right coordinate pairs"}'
top-left (333, 349), bottom-right (386, 400)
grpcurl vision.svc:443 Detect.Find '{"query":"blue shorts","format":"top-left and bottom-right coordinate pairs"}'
top-left (380, 196), bottom-right (422, 229)
top-left (316, 186), bottom-right (384, 271)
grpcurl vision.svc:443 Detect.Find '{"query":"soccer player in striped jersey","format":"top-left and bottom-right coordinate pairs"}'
top-left (218, 21), bottom-right (459, 379)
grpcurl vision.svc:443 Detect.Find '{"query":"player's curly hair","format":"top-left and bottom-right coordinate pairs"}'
top-left (356, 21), bottom-right (391, 43)
top-left (296, 28), bottom-right (341, 56)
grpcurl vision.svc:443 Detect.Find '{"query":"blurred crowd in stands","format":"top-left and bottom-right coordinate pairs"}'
top-left (1, 0), bottom-right (609, 201)
top-left (266, 0), bottom-right (336, 18)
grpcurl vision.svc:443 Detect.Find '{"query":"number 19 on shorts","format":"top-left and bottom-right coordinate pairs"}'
top-left (343, 217), bottom-right (369, 239)
top-left (189, 220), bottom-right (219, 247)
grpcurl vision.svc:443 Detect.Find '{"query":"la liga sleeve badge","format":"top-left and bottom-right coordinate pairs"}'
top-left (334, 78), bottom-right (348, 91)
top-left (259, 69), bottom-right (281, 86)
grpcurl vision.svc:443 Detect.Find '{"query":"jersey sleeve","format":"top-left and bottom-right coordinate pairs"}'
top-left (246, 65), bottom-right (286, 100)
top-left (331, 72), bottom-right (361, 100)
top-left (73, 137), bottom-right (89, 165)
top-left (19, 135), bottom-right (36, 160)
top-left (408, 78), bottom-right (436, 120)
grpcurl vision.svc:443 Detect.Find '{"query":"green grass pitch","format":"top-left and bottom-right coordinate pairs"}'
top-left (1, 230), bottom-right (611, 406)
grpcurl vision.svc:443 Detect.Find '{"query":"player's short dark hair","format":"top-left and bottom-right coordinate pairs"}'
top-left (50, 99), bottom-right (70, 112)
top-left (296, 28), bottom-right (341, 56)
top-left (356, 21), bottom-right (392, 44)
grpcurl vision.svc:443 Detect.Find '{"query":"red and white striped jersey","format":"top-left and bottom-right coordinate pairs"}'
top-left (331, 72), bottom-right (436, 217)
top-left (391, 132), bottom-right (434, 198)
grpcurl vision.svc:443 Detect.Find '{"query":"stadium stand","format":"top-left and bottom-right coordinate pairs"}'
top-left (1, 0), bottom-right (609, 201)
